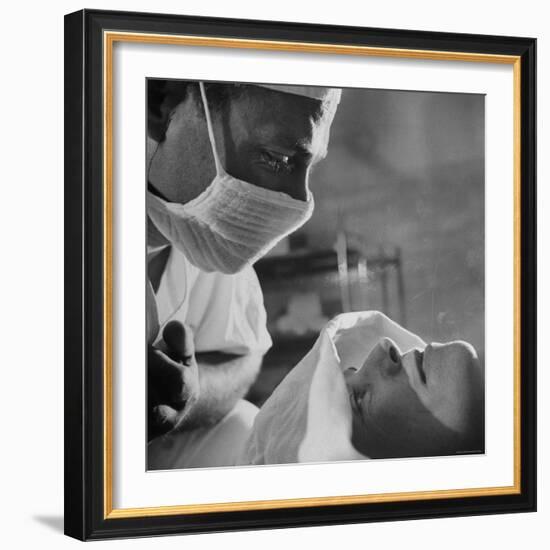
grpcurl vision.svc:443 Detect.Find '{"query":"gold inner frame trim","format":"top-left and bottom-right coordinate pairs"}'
top-left (103, 30), bottom-right (522, 520)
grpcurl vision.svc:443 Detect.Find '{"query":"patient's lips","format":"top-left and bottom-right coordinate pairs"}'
top-left (413, 349), bottom-right (427, 384)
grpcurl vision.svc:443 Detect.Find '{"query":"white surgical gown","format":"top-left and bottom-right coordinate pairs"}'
top-left (147, 242), bottom-right (272, 469)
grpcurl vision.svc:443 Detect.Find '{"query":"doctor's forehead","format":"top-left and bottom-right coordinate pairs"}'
top-left (229, 86), bottom-right (335, 152)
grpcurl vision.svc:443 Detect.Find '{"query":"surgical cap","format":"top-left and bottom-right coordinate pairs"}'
top-left (255, 84), bottom-right (342, 106)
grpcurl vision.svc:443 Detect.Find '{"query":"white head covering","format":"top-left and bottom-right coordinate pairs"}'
top-left (256, 84), bottom-right (341, 102)
top-left (254, 84), bottom-right (341, 115)
top-left (239, 311), bottom-right (426, 466)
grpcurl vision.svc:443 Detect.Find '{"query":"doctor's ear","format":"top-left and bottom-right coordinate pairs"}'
top-left (147, 79), bottom-right (190, 142)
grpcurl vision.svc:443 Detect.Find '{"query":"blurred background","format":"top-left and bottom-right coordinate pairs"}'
top-left (247, 87), bottom-right (485, 406)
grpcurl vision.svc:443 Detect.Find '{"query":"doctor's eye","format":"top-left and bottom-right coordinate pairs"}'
top-left (260, 150), bottom-right (294, 174)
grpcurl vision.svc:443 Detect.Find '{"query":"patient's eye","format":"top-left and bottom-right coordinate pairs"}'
top-left (351, 383), bottom-right (372, 415)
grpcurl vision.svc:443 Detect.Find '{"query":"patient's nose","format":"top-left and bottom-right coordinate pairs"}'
top-left (360, 338), bottom-right (402, 378)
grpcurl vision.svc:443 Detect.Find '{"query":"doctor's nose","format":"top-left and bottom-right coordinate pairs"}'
top-left (277, 168), bottom-right (310, 202)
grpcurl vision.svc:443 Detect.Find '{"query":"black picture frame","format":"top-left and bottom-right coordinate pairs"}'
top-left (64, 8), bottom-right (536, 541)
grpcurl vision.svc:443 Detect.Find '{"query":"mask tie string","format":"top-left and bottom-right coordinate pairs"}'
top-left (199, 82), bottom-right (223, 176)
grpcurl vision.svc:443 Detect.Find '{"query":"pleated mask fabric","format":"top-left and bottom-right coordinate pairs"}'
top-left (147, 81), bottom-right (314, 274)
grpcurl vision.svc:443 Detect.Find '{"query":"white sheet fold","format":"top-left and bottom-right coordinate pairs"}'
top-left (240, 311), bottom-right (426, 465)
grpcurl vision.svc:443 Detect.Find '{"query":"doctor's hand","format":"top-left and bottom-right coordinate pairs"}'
top-left (147, 321), bottom-right (200, 442)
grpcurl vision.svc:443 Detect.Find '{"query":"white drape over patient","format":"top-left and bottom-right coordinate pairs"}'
top-left (240, 311), bottom-right (426, 465)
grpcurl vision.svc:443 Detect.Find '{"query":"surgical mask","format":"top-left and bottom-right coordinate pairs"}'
top-left (147, 82), bottom-right (314, 274)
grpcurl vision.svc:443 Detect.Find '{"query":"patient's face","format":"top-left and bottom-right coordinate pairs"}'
top-left (345, 338), bottom-right (483, 459)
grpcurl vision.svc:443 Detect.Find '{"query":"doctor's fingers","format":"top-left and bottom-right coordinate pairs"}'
top-left (162, 320), bottom-right (195, 364)
top-left (148, 347), bottom-right (188, 409)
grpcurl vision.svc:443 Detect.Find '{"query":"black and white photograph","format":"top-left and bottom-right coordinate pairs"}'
top-left (59, 7), bottom-right (537, 542)
top-left (145, 79), bottom-right (485, 470)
